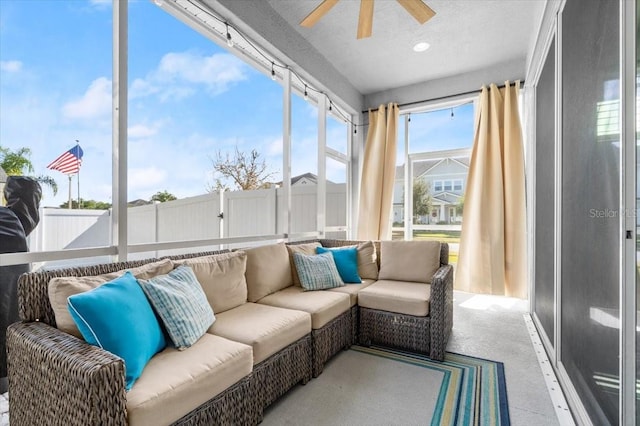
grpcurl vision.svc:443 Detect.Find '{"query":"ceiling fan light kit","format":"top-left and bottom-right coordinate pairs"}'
top-left (300, 0), bottom-right (436, 39)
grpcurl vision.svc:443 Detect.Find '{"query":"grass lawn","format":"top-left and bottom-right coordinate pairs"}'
top-left (392, 229), bottom-right (460, 264)
top-left (413, 230), bottom-right (460, 244)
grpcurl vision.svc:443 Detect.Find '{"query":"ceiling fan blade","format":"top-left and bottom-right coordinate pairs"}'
top-left (396, 0), bottom-right (435, 24)
top-left (357, 0), bottom-right (374, 39)
top-left (300, 0), bottom-right (340, 28)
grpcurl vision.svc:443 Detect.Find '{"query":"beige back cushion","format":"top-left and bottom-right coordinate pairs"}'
top-left (173, 251), bottom-right (248, 314)
top-left (287, 242), bottom-right (321, 286)
top-left (48, 259), bottom-right (175, 338)
top-left (378, 241), bottom-right (441, 283)
top-left (244, 242), bottom-right (292, 302)
top-left (356, 241), bottom-right (379, 280)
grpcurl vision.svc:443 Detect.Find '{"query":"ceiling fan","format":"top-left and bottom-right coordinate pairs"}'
top-left (300, 0), bottom-right (436, 39)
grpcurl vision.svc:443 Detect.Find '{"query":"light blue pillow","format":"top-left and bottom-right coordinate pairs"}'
top-left (293, 252), bottom-right (345, 291)
top-left (316, 246), bottom-right (362, 283)
top-left (67, 271), bottom-right (166, 391)
top-left (138, 265), bottom-right (215, 351)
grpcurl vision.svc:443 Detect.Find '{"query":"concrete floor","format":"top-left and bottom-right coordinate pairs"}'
top-left (447, 291), bottom-right (562, 426)
top-left (0, 392), bottom-right (7, 426)
top-left (0, 291), bottom-right (563, 426)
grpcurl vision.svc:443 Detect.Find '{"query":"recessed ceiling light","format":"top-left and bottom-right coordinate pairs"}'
top-left (413, 42), bottom-right (430, 52)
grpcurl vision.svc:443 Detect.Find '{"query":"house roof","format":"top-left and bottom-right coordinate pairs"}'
top-left (395, 160), bottom-right (440, 179)
top-left (432, 192), bottom-right (462, 205)
top-left (276, 172), bottom-right (335, 186)
top-left (127, 199), bottom-right (152, 207)
top-left (395, 150), bottom-right (470, 180)
top-left (291, 172), bottom-right (318, 185)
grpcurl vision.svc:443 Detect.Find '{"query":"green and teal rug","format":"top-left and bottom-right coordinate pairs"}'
top-left (352, 346), bottom-right (510, 426)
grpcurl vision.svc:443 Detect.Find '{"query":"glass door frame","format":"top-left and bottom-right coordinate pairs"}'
top-left (621, 0), bottom-right (636, 423)
top-left (397, 97), bottom-right (478, 241)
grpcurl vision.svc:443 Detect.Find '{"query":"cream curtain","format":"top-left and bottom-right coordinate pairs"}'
top-left (357, 103), bottom-right (398, 240)
top-left (456, 81), bottom-right (526, 298)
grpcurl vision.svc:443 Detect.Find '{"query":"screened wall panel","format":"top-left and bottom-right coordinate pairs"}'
top-left (561, 0), bottom-right (620, 424)
top-left (534, 38), bottom-right (556, 345)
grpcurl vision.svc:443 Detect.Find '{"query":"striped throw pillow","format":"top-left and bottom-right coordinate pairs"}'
top-left (293, 252), bottom-right (345, 291)
top-left (138, 265), bottom-right (215, 350)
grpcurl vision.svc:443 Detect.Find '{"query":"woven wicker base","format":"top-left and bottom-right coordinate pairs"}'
top-left (7, 322), bottom-right (127, 426)
top-left (172, 374), bottom-right (254, 426)
top-left (311, 309), bottom-right (352, 377)
top-left (358, 307), bottom-right (432, 357)
top-left (252, 334), bottom-right (312, 422)
top-left (349, 305), bottom-right (359, 345)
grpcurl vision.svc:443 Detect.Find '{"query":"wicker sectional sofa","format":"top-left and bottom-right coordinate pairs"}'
top-left (6, 239), bottom-right (453, 426)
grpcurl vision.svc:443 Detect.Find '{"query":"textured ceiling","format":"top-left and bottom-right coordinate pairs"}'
top-left (266, 0), bottom-right (545, 95)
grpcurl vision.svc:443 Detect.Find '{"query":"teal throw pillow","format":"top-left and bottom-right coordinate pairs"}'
top-left (293, 252), bottom-right (345, 291)
top-left (138, 265), bottom-right (215, 351)
top-left (67, 271), bottom-right (166, 391)
top-left (316, 246), bottom-right (362, 283)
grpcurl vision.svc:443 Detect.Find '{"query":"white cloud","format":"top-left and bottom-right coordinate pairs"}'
top-left (129, 167), bottom-right (167, 190)
top-left (62, 77), bottom-right (111, 119)
top-left (129, 123), bottom-right (159, 139)
top-left (89, 0), bottom-right (111, 8)
top-left (130, 51), bottom-right (248, 101)
top-left (0, 60), bottom-right (22, 72)
top-left (267, 137), bottom-right (283, 156)
top-left (129, 78), bottom-right (159, 99)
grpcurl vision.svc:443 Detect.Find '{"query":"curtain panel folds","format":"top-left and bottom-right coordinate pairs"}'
top-left (456, 82), bottom-right (526, 298)
top-left (357, 103), bottom-right (399, 241)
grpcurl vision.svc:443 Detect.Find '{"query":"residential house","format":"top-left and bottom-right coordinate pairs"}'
top-left (393, 148), bottom-right (470, 225)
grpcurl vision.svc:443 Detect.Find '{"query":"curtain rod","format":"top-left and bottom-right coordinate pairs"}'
top-left (362, 80), bottom-right (525, 114)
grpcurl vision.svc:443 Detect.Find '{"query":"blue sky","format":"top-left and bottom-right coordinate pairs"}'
top-left (0, 0), bottom-right (472, 208)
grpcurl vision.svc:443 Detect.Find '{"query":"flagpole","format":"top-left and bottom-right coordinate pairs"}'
top-left (76, 140), bottom-right (80, 209)
top-left (68, 175), bottom-right (72, 209)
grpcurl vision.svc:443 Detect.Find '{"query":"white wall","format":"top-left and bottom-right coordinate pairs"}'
top-left (364, 58), bottom-right (526, 111)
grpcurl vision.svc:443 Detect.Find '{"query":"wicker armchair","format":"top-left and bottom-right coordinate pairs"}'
top-left (357, 242), bottom-right (453, 361)
top-left (320, 239), bottom-right (453, 361)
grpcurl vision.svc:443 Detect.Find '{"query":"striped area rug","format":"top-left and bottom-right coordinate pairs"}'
top-left (352, 346), bottom-right (510, 426)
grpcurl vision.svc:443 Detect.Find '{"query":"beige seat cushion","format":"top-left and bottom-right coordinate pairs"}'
top-left (209, 303), bottom-right (311, 364)
top-left (127, 333), bottom-right (252, 426)
top-left (357, 279), bottom-right (431, 317)
top-left (48, 259), bottom-right (174, 338)
top-left (287, 242), bottom-right (321, 286)
top-left (258, 286), bottom-right (350, 329)
top-left (173, 251), bottom-right (248, 314)
top-left (244, 243), bottom-right (292, 302)
top-left (328, 279), bottom-right (377, 307)
top-left (378, 240), bottom-right (441, 284)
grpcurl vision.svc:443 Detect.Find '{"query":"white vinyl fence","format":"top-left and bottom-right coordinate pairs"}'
top-left (28, 184), bottom-right (347, 267)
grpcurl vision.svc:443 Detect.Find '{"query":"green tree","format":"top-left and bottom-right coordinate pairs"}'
top-left (207, 147), bottom-right (275, 191)
top-left (455, 195), bottom-right (465, 216)
top-left (413, 178), bottom-right (433, 222)
top-left (150, 190), bottom-right (177, 203)
top-left (0, 146), bottom-right (58, 195)
top-left (58, 199), bottom-right (111, 210)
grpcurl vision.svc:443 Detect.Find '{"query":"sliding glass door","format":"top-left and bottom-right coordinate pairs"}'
top-left (561, 0), bottom-right (620, 423)
top-left (533, 36), bottom-right (556, 349)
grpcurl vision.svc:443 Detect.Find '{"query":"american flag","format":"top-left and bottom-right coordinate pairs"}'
top-left (47, 145), bottom-right (83, 175)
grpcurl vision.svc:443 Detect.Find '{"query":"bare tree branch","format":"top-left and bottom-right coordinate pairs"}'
top-left (208, 146), bottom-right (276, 191)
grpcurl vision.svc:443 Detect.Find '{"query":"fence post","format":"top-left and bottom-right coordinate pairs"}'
top-left (218, 189), bottom-right (224, 250)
